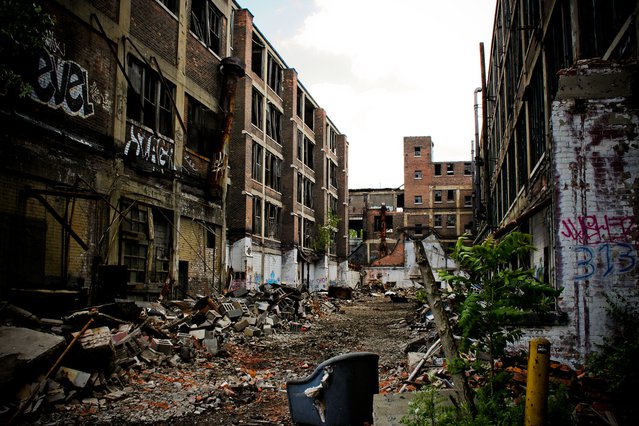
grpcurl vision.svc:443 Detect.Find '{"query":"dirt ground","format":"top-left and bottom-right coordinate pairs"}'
top-left (29, 292), bottom-right (422, 425)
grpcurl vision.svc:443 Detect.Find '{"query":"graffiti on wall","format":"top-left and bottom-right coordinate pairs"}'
top-left (125, 125), bottom-right (175, 171)
top-left (562, 214), bottom-right (638, 280)
top-left (31, 33), bottom-right (95, 118)
top-left (561, 214), bottom-right (637, 246)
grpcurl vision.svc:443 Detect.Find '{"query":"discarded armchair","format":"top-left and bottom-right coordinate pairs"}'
top-left (286, 351), bottom-right (379, 425)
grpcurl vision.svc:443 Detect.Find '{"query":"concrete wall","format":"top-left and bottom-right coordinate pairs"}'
top-left (549, 63), bottom-right (639, 361)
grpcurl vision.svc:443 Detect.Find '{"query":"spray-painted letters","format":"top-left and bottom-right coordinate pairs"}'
top-left (573, 242), bottom-right (637, 280)
top-left (561, 214), bottom-right (637, 246)
top-left (31, 48), bottom-right (94, 118)
top-left (125, 125), bottom-right (175, 171)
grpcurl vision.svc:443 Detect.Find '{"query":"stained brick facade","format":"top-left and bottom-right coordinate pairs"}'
top-left (0, 0), bottom-right (240, 308)
top-left (478, 0), bottom-right (638, 362)
top-left (226, 9), bottom-right (349, 291)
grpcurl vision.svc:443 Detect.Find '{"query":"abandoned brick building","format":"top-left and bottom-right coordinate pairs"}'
top-left (476, 0), bottom-right (638, 362)
top-left (0, 0), bottom-right (348, 310)
top-left (226, 9), bottom-right (349, 293)
top-left (348, 136), bottom-right (473, 286)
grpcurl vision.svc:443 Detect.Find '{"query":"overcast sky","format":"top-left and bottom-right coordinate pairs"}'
top-left (236, 0), bottom-right (497, 189)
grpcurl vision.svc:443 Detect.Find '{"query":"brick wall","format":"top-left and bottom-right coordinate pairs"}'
top-left (131, 0), bottom-right (178, 67)
top-left (550, 64), bottom-right (639, 361)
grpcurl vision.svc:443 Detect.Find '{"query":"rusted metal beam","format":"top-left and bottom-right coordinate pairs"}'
top-left (28, 193), bottom-right (90, 251)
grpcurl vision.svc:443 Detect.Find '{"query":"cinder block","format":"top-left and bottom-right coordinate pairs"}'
top-left (233, 318), bottom-right (250, 332)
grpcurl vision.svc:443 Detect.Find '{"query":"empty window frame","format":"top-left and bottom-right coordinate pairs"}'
top-left (265, 151), bottom-right (282, 192)
top-left (414, 146), bottom-right (421, 157)
top-left (127, 55), bottom-right (175, 138)
top-left (265, 103), bottom-right (282, 142)
top-left (414, 223), bottom-right (422, 235)
top-left (464, 163), bottom-right (471, 175)
top-left (265, 202), bottom-right (281, 239)
top-left (252, 197), bottom-right (262, 235)
top-left (329, 160), bottom-right (338, 189)
top-left (304, 96), bottom-right (314, 130)
top-left (516, 115), bottom-right (528, 191)
top-left (186, 95), bottom-right (218, 155)
top-left (414, 170), bottom-right (422, 179)
top-left (328, 126), bottom-right (337, 152)
top-left (434, 190), bottom-right (442, 203)
top-left (330, 196), bottom-right (339, 216)
top-left (303, 178), bottom-right (314, 208)
top-left (464, 195), bottom-right (472, 207)
top-left (434, 164), bottom-right (441, 176)
top-left (374, 215), bottom-right (393, 232)
top-left (578, 0), bottom-right (634, 60)
top-left (528, 61), bottom-right (545, 168)
top-left (158, 0), bottom-right (178, 14)
top-left (297, 129), bottom-right (303, 161)
top-left (267, 54), bottom-right (282, 96)
top-left (446, 214), bottom-right (456, 228)
top-left (446, 164), bottom-right (454, 175)
top-left (251, 142), bottom-right (263, 182)
top-left (251, 35), bottom-right (264, 78)
top-left (296, 87), bottom-right (303, 118)
top-left (190, 0), bottom-right (223, 55)
top-left (414, 195), bottom-right (423, 204)
top-left (447, 189), bottom-right (455, 202)
top-left (434, 214), bottom-right (442, 227)
top-left (297, 172), bottom-right (303, 203)
top-left (303, 136), bottom-right (314, 169)
top-left (251, 88), bottom-right (263, 128)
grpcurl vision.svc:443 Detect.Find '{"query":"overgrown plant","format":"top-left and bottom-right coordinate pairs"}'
top-left (0, 0), bottom-right (55, 97)
top-left (438, 232), bottom-right (560, 385)
top-left (406, 232), bottom-right (560, 425)
top-left (311, 211), bottom-right (340, 254)
top-left (587, 292), bottom-right (639, 424)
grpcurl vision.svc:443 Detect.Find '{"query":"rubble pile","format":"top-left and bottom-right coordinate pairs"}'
top-left (0, 285), bottom-right (344, 424)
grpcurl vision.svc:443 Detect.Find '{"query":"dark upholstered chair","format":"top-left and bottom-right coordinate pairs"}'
top-left (286, 352), bottom-right (379, 425)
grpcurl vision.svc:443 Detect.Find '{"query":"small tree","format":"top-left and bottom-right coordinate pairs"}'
top-left (311, 211), bottom-right (340, 254)
top-left (0, 0), bottom-right (55, 97)
top-left (439, 232), bottom-right (560, 386)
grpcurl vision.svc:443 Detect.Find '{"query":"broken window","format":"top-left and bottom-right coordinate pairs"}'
top-left (446, 214), bottom-right (456, 228)
top-left (297, 130), bottom-right (303, 161)
top-left (546, 1), bottom-right (573, 96)
top-left (374, 215), bottom-right (393, 232)
top-left (297, 172), bottom-right (303, 204)
top-left (414, 146), bottom-right (421, 157)
top-left (267, 54), bottom-right (282, 96)
top-left (464, 195), bottom-right (472, 207)
top-left (265, 151), bottom-right (282, 192)
top-left (414, 170), bottom-right (422, 179)
top-left (265, 103), bottom-right (282, 143)
top-left (329, 160), bottom-right (338, 189)
top-left (579, 0), bottom-right (635, 60)
top-left (304, 95), bottom-right (314, 130)
top-left (464, 163), bottom-right (471, 175)
top-left (252, 197), bottom-right (262, 235)
top-left (434, 164), bottom-right (441, 176)
top-left (434, 214), bottom-right (442, 228)
top-left (516, 115), bottom-right (528, 191)
top-left (186, 95), bottom-right (219, 155)
top-left (414, 195), bottom-right (423, 205)
top-left (446, 164), bottom-right (454, 175)
top-left (251, 142), bottom-right (263, 182)
top-left (434, 191), bottom-right (442, 203)
top-left (190, 0), bottom-right (223, 55)
top-left (158, 0), bottom-right (178, 14)
top-left (251, 35), bottom-right (264, 78)
top-left (303, 178), bottom-right (314, 208)
top-left (303, 136), bottom-right (314, 169)
top-left (528, 61), bottom-right (545, 168)
top-left (330, 196), bottom-right (339, 216)
top-left (127, 55), bottom-right (175, 138)
top-left (265, 202), bottom-right (281, 239)
top-left (296, 87), bottom-right (304, 118)
top-left (328, 126), bottom-right (337, 153)
top-left (120, 201), bottom-right (171, 285)
top-left (251, 88), bottom-right (263, 128)
top-left (447, 189), bottom-right (455, 202)
top-left (414, 223), bottom-right (422, 235)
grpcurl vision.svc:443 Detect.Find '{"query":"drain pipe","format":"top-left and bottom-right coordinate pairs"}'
top-left (473, 87), bottom-right (482, 222)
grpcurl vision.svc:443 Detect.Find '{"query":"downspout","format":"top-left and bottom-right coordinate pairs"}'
top-left (473, 87), bottom-right (482, 227)
top-left (208, 56), bottom-right (245, 292)
top-left (479, 42), bottom-right (490, 231)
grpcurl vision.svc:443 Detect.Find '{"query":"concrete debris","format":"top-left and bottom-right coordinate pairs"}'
top-left (0, 284), bottom-right (348, 423)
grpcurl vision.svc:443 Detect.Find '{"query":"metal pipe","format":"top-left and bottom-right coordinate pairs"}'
top-left (473, 87), bottom-right (482, 223)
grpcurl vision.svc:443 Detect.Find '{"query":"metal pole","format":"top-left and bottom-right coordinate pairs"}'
top-left (525, 338), bottom-right (551, 426)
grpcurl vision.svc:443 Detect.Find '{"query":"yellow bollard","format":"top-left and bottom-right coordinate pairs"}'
top-left (524, 338), bottom-right (551, 426)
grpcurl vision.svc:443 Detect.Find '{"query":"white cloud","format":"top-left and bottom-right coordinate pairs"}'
top-left (240, 0), bottom-right (496, 188)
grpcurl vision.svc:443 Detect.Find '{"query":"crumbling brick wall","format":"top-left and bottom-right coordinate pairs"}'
top-left (550, 62), bottom-right (639, 361)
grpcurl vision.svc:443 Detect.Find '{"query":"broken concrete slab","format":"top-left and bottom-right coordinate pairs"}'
top-left (56, 367), bottom-right (91, 389)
